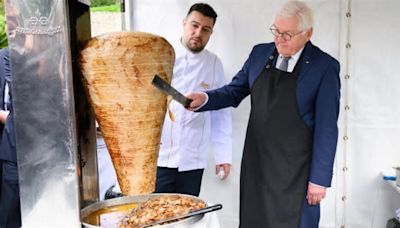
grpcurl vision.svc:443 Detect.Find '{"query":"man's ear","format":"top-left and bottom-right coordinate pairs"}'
top-left (306, 28), bottom-right (313, 39)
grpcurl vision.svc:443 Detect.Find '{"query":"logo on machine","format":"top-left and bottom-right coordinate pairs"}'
top-left (16, 10), bottom-right (62, 36)
top-left (28, 16), bottom-right (49, 26)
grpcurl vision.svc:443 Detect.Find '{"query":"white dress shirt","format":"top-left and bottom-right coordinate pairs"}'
top-left (3, 81), bottom-right (10, 111)
top-left (275, 47), bottom-right (304, 72)
top-left (157, 41), bottom-right (232, 172)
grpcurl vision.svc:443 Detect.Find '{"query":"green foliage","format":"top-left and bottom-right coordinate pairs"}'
top-left (90, 0), bottom-right (117, 7)
top-left (0, 1), bottom-right (4, 47)
top-left (91, 4), bottom-right (120, 12)
top-left (0, 14), bottom-right (7, 48)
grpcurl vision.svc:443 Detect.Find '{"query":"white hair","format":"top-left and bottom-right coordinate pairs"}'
top-left (276, 0), bottom-right (314, 31)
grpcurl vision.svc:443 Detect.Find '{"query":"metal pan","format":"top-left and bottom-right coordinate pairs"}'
top-left (81, 193), bottom-right (206, 228)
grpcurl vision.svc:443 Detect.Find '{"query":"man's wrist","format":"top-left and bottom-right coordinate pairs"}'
top-left (0, 110), bottom-right (9, 123)
top-left (194, 92), bottom-right (209, 111)
top-left (309, 181), bottom-right (326, 188)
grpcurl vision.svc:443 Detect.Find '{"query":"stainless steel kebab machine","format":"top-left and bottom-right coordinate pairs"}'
top-left (5, 0), bottom-right (99, 226)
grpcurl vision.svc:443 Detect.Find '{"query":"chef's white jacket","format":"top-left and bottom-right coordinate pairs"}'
top-left (157, 42), bottom-right (232, 172)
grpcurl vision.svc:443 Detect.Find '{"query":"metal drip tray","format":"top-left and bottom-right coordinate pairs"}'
top-left (81, 193), bottom-right (205, 227)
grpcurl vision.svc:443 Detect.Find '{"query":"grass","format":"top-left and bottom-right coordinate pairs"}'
top-left (91, 4), bottom-right (120, 12)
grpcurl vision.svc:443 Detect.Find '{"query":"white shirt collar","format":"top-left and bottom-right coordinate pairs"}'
top-left (289, 47), bottom-right (304, 63)
top-left (277, 47), bottom-right (305, 72)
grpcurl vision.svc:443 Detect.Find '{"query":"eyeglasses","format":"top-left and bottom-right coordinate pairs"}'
top-left (269, 25), bottom-right (304, 41)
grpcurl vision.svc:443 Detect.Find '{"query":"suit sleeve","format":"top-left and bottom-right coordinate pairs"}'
top-left (199, 48), bottom-right (253, 111)
top-left (309, 58), bottom-right (341, 187)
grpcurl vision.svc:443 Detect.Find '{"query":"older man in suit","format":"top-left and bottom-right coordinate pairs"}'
top-left (187, 1), bottom-right (340, 227)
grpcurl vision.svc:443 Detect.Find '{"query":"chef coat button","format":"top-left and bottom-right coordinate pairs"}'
top-left (265, 65), bottom-right (270, 69)
top-left (269, 55), bottom-right (274, 60)
top-left (305, 60), bottom-right (310, 64)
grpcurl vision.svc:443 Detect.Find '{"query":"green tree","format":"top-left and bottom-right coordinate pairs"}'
top-left (91, 0), bottom-right (117, 7)
top-left (0, 1), bottom-right (7, 48)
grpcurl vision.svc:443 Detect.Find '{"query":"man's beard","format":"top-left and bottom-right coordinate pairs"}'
top-left (187, 43), bottom-right (205, 53)
top-left (185, 38), bottom-right (205, 53)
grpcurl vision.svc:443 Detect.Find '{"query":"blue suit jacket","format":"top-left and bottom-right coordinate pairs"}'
top-left (0, 48), bottom-right (16, 163)
top-left (0, 48), bottom-right (7, 137)
top-left (200, 41), bottom-right (340, 187)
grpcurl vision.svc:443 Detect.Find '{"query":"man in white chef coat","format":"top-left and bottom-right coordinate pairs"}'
top-left (155, 3), bottom-right (232, 196)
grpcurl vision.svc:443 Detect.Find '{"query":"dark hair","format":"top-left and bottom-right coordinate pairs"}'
top-left (187, 3), bottom-right (217, 25)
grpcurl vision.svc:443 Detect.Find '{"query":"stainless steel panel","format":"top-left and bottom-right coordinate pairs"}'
top-left (123, 0), bottom-right (134, 31)
top-left (67, 0), bottom-right (99, 208)
top-left (5, 0), bottom-right (81, 226)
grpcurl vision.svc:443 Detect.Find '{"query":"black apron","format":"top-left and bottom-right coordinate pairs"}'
top-left (239, 51), bottom-right (312, 228)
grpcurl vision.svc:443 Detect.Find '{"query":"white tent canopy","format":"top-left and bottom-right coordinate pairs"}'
top-left (122, 0), bottom-right (400, 227)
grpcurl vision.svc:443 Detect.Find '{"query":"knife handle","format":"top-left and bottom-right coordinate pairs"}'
top-left (184, 98), bottom-right (193, 108)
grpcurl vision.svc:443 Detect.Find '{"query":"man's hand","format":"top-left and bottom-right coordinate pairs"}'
top-left (186, 92), bottom-right (207, 111)
top-left (215, 163), bottom-right (231, 180)
top-left (0, 110), bottom-right (10, 124)
top-left (307, 183), bottom-right (326, 205)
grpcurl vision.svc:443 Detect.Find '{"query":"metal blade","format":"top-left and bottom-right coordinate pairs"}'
top-left (152, 75), bottom-right (192, 108)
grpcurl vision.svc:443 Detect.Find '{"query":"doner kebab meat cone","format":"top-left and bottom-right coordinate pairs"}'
top-left (79, 32), bottom-right (174, 196)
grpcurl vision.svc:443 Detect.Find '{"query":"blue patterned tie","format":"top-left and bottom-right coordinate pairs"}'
top-left (279, 56), bottom-right (291, 72)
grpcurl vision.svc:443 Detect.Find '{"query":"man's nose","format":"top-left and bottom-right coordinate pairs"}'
top-left (193, 28), bottom-right (202, 36)
top-left (275, 34), bottom-right (286, 42)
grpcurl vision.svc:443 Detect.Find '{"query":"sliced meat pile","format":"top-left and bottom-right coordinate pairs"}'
top-left (119, 195), bottom-right (206, 227)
